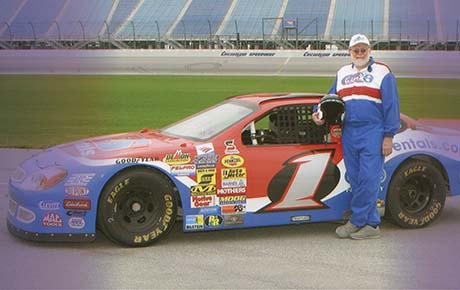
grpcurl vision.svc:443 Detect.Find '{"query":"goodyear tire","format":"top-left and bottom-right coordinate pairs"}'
top-left (97, 167), bottom-right (178, 247)
top-left (386, 160), bottom-right (447, 228)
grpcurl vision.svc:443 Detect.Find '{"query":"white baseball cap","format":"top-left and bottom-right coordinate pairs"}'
top-left (349, 34), bottom-right (370, 48)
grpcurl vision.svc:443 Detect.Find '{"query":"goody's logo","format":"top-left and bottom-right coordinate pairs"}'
top-left (341, 72), bottom-right (374, 86)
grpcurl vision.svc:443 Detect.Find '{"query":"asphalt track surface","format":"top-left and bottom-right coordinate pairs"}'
top-left (1, 149), bottom-right (460, 289)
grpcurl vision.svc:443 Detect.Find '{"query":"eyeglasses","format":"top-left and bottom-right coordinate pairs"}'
top-left (351, 48), bottom-right (369, 54)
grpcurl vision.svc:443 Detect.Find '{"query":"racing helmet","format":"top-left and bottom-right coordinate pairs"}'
top-left (317, 94), bottom-right (345, 124)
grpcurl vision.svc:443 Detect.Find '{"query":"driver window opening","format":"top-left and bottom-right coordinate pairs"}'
top-left (241, 104), bottom-right (328, 145)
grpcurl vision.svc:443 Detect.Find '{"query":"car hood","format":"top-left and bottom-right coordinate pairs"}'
top-left (54, 130), bottom-right (190, 161)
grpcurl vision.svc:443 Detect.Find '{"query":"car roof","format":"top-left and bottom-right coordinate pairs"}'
top-left (229, 92), bottom-right (325, 105)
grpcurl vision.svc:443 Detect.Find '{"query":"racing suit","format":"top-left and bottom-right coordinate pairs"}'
top-left (329, 57), bottom-right (400, 227)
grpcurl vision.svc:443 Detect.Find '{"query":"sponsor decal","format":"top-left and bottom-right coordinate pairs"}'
top-left (224, 214), bottom-right (244, 226)
top-left (191, 195), bottom-right (217, 208)
top-left (163, 150), bottom-right (191, 165)
top-left (197, 168), bottom-right (216, 185)
top-left (115, 157), bottom-right (158, 164)
top-left (65, 173), bottom-right (96, 186)
top-left (106, 178), bottom-right (130, 204)
top-left (191, 185), bottom-right (217, 196)
top-left (196, 143), bottom-right (214, 155)
top-left (224, 139), bottom-right (240, 154)
top-left (205, 215), bottom-right (223, 227)
top-left (221, 168), bottom-right (246, 179)
top-left (68, 217), bottom-right (86, 229)
top-left (133, 194), bottom-right (175, 243)
top-left (217, 187), bottom-right (246, 196)
top-left (38, 201), bottom-right (60, 211)
top-left (290, 215), bottom-right (311, 222)
top-left (303, 51), bottom-right (349, 57)
top-left (198, 206), bottom-right (220, 215)
top-left (341, 72), bottom-right (374, 85)
top-left (170, 164), bottom-right (196, 176)
top-left (42, 212), bottom-right (63, 227)
top-left (329, 125), bottom-right (342, 138)
top-left (65, 186), bottom-right (89, 196)
top-left (64, 199), bottom-right (91, 210)
top-left (219, 195), bottom-right (247, 205)
top-left (222, 178), bottom-right (247, 188)
top-left (221, 204), bottom-right (246, 215)
top-left (393, 136), bottom-right (460, 157)
top-left (221, 51), bottom-right (276, 57)
top-left (193, 154), bottom-right (219, 169)
top-left (66, 210), bottom-right (87, 217)
top-left (221, 155), bottom-right (244, 168)
top-left (185, 215), bottom-right (204, 230)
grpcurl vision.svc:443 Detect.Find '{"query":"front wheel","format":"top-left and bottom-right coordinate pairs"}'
top-left (97, 167), bottom-right (178, 247)
top-left (386, 160), bottom-right (447, 228)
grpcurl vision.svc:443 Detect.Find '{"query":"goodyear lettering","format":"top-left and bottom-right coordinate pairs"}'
top-left (404, 166), bottom-right (427, 177)
top-left (134, 194), bottom-right (174, 244)
top-left (107, 178), bottom-right (130, 204)
top-left (398, 201), bottom-right (442, 226)
top-left (115, 157), bottom-right (157, 164)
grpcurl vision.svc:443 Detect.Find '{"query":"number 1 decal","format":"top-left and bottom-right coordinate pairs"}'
top-left (261, 150), bottom-right (339, 212)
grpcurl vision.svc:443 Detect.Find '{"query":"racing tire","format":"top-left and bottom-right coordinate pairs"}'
top-left (97, 167), bottom-right (178, 247)
top-left (386, 160), bottom-right (447, 228)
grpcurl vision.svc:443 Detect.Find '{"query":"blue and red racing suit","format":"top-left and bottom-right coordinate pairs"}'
top-left (329, 57), bottom-right (400, 227)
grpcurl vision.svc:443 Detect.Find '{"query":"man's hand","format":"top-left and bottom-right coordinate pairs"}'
top-left (312, 112), bottom-right (325, 126)
top-left (382, 136), bottom-right (393, 156)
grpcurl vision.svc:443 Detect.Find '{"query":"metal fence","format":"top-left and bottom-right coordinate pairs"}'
top-left (1, 18), bottom-right (459, 50)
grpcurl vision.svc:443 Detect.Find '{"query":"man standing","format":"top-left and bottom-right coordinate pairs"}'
top-left (313, 34), bottom-right (400, 239)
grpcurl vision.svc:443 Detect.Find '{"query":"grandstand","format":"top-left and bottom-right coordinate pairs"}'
top-left (0, 0), bottom-right (458, 50)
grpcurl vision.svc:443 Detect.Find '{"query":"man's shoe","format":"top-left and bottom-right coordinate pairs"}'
top-left (350, 225), bottom-right (381, 240)
top-left (335, 221), bottom-right (359, 238)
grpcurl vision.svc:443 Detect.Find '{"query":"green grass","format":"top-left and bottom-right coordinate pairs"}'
top-left (1, 75), bottom-right (459, 148)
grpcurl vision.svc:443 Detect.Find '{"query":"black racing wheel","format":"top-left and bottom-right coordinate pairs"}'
top-left (386, 160), bottom-right (447, 228)
top-left (97, 166), bottom-right (178, 247)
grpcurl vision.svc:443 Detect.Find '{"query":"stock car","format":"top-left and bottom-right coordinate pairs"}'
top-left (7, 93), bottom-right (460, 247)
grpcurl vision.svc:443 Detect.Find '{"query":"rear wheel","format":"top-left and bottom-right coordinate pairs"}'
top-left (97, 167), bottom-right (178, 247)
top-left (386, 160), bottom-right (447, 228)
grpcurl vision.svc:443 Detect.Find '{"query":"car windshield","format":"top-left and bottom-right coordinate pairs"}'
top-left (160, 100), bottom-right (255, 140)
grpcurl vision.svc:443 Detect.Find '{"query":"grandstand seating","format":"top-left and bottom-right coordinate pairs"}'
top-left (108, 0), bottom-right (140, 38)
top-left (117, 0), bottom-right (187, 39)
top-left (2, 0), bottom-right (64, 39)
top-left (218, 0), bottom-right (284, 37)
top-left (283, 0), bottom-right (330, 37)
top-left (389, 0), bottom-right (436, 42)
top-left (171, 0), bottom-right (231, 38)
top-left (49, 0), bottom-right (113, 40)
top-left (329, 0), bottom-right (385, 40)
top-left (0, 0), bottom-right (458, 46)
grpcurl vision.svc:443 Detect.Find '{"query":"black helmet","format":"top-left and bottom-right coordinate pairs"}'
top-left (318, 94), bottom-right (345, 124)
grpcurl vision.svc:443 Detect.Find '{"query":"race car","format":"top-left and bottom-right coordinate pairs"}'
top-left (7, 93), bottom-right (460, 247)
